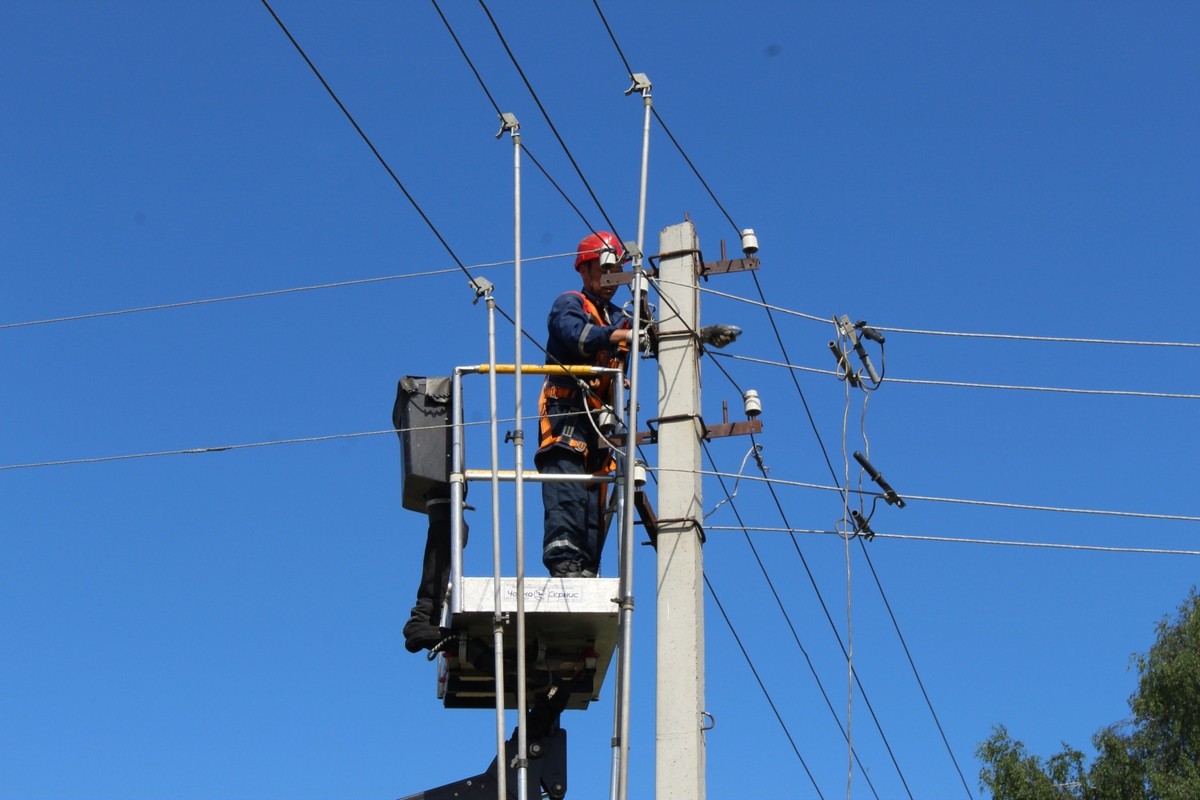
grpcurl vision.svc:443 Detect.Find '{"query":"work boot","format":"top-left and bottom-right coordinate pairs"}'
top-left (549, 560), bottom-right (596, 579)
top-left (403, 610), bottom-right (451, 653)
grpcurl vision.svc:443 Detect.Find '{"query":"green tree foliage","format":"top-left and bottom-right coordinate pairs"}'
top-left (977, 588), bottom-right (1200, 800)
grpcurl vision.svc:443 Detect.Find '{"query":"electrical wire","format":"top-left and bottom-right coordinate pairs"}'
top-left (703, 573), bottom-right (826, 800)
top-left (666, 467), bottom-right (1200, 524)
top-left (430, 0), bottom-right (503, 117)
top-left (860, 543), bottom-right (991, 798)
top-left (0, 411), bottom-right (572, 474)
top-left (431, 0), bottom-right (638, 427)
top-left (684, 280), bottom-right (1200, 350)
top-left (589, 5), bottom-right (957, 786)
top-left (705, 526), bottom-right (1200, 557)
top-left (840, 324), bottom-right (974, 797)
top-left (746, 433), bottom-right (917, 800)
top-left (262, 0), bottom-right (606, 419)
top-left (477, 0), bottom-right (621, 238)
top-left (712, 352), bottom-right (1200, 402)
top-left (878, 325), bottom-right (1200, 349)
top-left (703, 441), bottom-right (882, 799)
top-left (0, 429), bottom-right (399, 472)
top-left (261, 0), bottom-right (470, 276)
top-left (0, 257), bottom-right (555, 331)
top-left (430, 2), bottom-right (601, 235)
top-left (591, 1), bottom-right (742, 239)
top-left (18, 428), bottom-right (1195, 529)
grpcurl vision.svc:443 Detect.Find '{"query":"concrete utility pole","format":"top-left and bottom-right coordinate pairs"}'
top-left (655, 221), bottom-right (706, 800)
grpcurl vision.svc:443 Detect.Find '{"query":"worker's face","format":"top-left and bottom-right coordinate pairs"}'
top-left (580, 258), bottom-right (622, 302)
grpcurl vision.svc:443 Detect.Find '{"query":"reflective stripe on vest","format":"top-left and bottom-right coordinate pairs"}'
top-left (538, 292), bottom-right (626, 459)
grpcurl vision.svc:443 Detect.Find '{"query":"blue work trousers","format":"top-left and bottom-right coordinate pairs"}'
top-left (538, 403), bottom-right (610, 574)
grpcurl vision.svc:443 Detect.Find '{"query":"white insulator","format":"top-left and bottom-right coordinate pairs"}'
top-left (634, 460), bottom-right (648, 487)
top-left (743, 389), bottom-right (762, 418)
top-left (740, 228), bottom-right (759, 255)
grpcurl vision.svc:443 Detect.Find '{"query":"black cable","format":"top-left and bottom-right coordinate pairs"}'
top-left (430, 0), bottom-right (503, 117)
top-left (704, 573), bottom-right (826, 800)
top-left (593, 0), bottom-right (743, 242)
top-left (592, 0), bottom-right (634, 79)
top-left (857, 538), bottom-right (976, 797)
top-left (476, 0), bottom-right (622, 239)
top-left (652, 108), bottom-right (740, 235)
top-left (703, 442), bottom-right (882, 800)
top-left (520, 143), bottom-right (596, 232)
top-left (260, 0), bottom-right (469, 275)
top-left (747, 432), bottom-right (917, 800)
top-left (264, 0), bottom-right (613, 418)
top-left (427, 0), bottom-right (631, 418)
top-left (590, 4), bottom-right (961, 784)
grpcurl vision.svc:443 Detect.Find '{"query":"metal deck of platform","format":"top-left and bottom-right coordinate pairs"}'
top-left (438, 576), bottom-right (620, 711)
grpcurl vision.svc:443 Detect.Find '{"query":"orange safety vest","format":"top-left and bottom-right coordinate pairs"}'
top-left (537, 292), bottom-right (628, 466)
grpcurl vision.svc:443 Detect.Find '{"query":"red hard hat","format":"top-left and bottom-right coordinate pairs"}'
top-left (575, 231), bottom-right (625, 270)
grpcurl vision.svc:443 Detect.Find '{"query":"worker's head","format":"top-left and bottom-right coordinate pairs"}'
top-left (575, 231), bottom-right (626, 301)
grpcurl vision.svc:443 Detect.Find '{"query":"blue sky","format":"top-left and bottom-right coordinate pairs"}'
top-left (3, 2), bottom-right (1198, 798)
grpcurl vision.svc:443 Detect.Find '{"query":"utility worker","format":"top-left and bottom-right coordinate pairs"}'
top-left (401, 497), bottom-right (456, 653)
top-left (538, 231), bottom-right (632, 578)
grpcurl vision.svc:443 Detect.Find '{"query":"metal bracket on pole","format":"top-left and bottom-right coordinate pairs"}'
top-left (651, 516), bottom-right (706, 547)
top-left (610, 406), bottom-right (762, 447)
top-left (700, 401), bottom-right (763, 440)
top-left (599, 269), bottom-right (655, 289)
top-left (633, 490), bottom-right (659, 546)
top-left (700, 240), bottom-right (761, 277)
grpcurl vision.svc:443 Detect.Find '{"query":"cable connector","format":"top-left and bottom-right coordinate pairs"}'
top-left (838, 315), bottom-right (881, 385)
top-left (853, 451), bottom-right (906, 508)
top-left (850, 509), bottom-right (875, 541)
top-left (829, 341), bottom-right (861, 387)
top-left (856, 320), bottom-right (885, 344)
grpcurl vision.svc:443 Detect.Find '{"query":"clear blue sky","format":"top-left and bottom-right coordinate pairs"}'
top-left (3, 2), bottom-right (1198, 799)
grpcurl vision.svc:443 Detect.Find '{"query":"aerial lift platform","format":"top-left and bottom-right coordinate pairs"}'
top-left (439, 574), bottom-right (619, 711)
top-left (395, 368), bottom-right (625, 800)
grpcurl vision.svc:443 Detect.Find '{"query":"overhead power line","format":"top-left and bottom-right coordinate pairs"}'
top-left (674, 467), bottom-right (1200, 524)
top-left (0, 429), bottom-right (398, 472)
top-left (261, 0), bottom-right (471, 273)
top-left (431, 0), bottom-right (598, 234)
top-left (878, 324), bottom-right (1200, 349)
top-left (713, 352), bottom-right (1200, 401)
top-left (703, 442), bottom-right (883, 799)
top-left (0, 410), bottom-right (576, 474)
top-left (742, 433), bottom-right (917, 799)
top-left (703, 574), bottom-right (826, 799)
top-left (476, 0), bottom-right (621, 238)
top-left (707, 526), bottom-right (1200, 557)
top-left (588, 5), bottom-right (962, 788)
top-left (682, 280), bottom-right (1200, 350)
top-left (0, 258), bottom-right (550, 331)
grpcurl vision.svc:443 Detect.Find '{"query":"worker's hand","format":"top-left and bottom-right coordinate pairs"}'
top-left (609, 328), bottom-right (633, 346)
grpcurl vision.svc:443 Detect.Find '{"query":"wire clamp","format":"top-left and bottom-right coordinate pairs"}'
top-left (494, 111), bottom-right (519, 139)
top-left (853, 451), bottom-right (906, 508)
top-left (837, 314), bottom-right (882, 385)
top-left (468, 276), bottom-right (494, 304)
top-left (624, 72), bottom-right (652, 96)
top-left (850, 509), bottom-right (876, 541)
